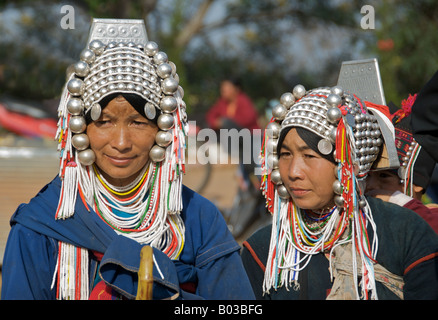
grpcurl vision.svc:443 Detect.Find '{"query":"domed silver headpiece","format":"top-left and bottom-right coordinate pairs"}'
top-left (57, 19), bottom-right (187, 167)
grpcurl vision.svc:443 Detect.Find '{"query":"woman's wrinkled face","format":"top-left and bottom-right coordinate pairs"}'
top-left (278, 128), bottom-right (337, 211)
top-left (86, 95), bottom-right (158, 187)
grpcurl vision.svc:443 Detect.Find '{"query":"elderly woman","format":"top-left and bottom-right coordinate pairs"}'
top-left (241, 85), bottom-right (438, 299)
top-left (1, 19), bottom-right (254, 300)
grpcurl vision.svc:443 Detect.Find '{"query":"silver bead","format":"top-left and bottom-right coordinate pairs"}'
top-left (156, 63), bottom-right (173, 79)
top-left (326, 94), bottom-right (342, 108)
top-left (145, 41), bottom-right (159, 56)
top-left (162, 77), bottom-right (179, 95)
top-left (272, 104), bottom-right (287, 121)
top-left (67, 78), bottom-right (84, 96)
top-left (266, 138), bottom-right (278, 154)
top-left (88, 40), bottom-right (105, 55)
top-left (266, 121), bottom-right (281, 138)
top-left (157, 113), bottom-right (174, 130)
top-left (155, 130), bottom-right (173, 147)
top-left (69, 116), bottom-right (86, 133)
top-left (327, 107), bottom-right (342, 124)
top-left (292, 84), bottom-right (306, 99)
top-left (330, 86), bottom-right (344, 96)
top-left (149, 145), bottom-right (166, 162)
top-left (67, 98), bottom-right (84, 115)
top-left (77, 149), bottom-right (95, 166)
top-left (332, 180), bottom-right (343, 195)
top-left (280, 92), bottom-right (295, 108)
top-left (160, 96), bottom-right (178, 113)
top-left (267, 154), bottom-right (278, 169)
top-left (153, 51), bottom-right (168, 65)
top-left (80, 49), bottom-right (95, 64)
top-left (71, 133), bottom-right (90, 151)
top-left (277, 184), bottom-right (290, 199)
top-left (334, 195), bottom-right (344, 208)
top-left (328, 127), bottom-right (337, 144)
top-left (270, 169), bottom-right (282, 185)
top-left (74, 61), bottom-right (90, 78)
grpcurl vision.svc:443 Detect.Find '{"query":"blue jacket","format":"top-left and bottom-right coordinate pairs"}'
top-left (1, 176), bottom-right (255, 300)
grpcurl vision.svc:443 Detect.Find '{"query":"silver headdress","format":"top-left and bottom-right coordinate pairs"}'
top-left (260, 59), bottom-right (398, 299)
top-left (60, 19), bottom-right (185, 167)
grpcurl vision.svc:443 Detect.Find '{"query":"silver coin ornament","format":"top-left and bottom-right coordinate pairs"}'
top-left (144, 102), bottom-right (157, 120)
top-left (90, 103), bottom-right (102, 121)
top-left (317, 138), bottom-right (333, 155)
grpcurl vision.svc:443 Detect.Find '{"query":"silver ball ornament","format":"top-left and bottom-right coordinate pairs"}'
top-left (270, 169), bottom-right (282, 185)
top-left (272, 104), bottom-right (287, 121)
top-left (155, 130), bottom-right (173, 147)
top-left (328, 127), bottom-right (337, 144)
top-left (330, 86), bottom-right (344, 96)
top-left (67, 98), bottom-right (84, 115)
top-left (157, 113), bottom-right (174, 130)
top-left (266, 121), bottom-right (281, 138)
top-left (277, 184), bottom-right (290, 199)
top-left (334, 195), bottom-right (344, 208)
top-left (149, 145), bottom-right (166, 162)
top-left (74, 61), bottom-right (90, 78)
top-left (326, 94), bottom-right (342, 108)
top-left (69, 116), bottom-right (86, 133)
top-left (88, 40), bottom-right (105, 55)
top-left (77, 149), bottom-right (96, 166)
top-left (266, 138), bottom-right (278, 154)
top-left (162, 77), bottom-right (179, 95)
top-left (280, 92), bottom-right (295, 108)
top-left (153, 51), bottom-right (168, 65)
top-left (67, 78), bottom-right (84, 96)
top-left (267, 154), bottom-right (279, 169)
top-left (156, 63), bottom-right (173, 79)
top-left (144, 41), bottom-right (159, 56)
top-left (80, 49), bottom-right (95, 64)
top-left (71, 133), bottom-right (90, 151)
top-left (160, 96), bottom-right (178, 113)
top-left (332, 180), bottom-right (343, 195)
top-left (327, 107), bottom-right (342, 124)
top-left (292, 84), bottom-right (306, 99)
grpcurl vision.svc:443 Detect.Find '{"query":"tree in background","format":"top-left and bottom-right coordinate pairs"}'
top-left (371, 0), bottom-right (438, 104)
top-left (2, 0), bottom-right (434, 118)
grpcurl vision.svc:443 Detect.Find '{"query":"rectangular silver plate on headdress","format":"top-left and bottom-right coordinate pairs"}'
top-left (337, 58), bottom-right (386, 105)
top-left (87, 18), bottom-right (148, 45)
